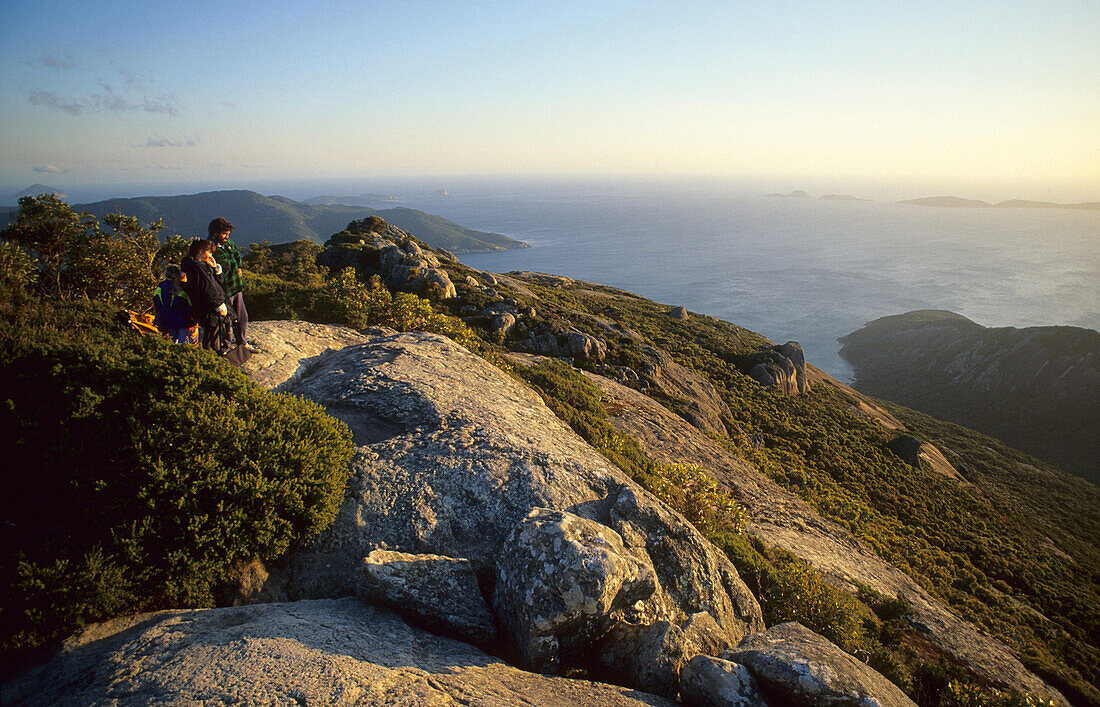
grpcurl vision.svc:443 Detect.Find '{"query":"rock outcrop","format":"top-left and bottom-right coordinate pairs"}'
top-left (746, 341), bottom-right (810, 395)
top-left (242, 321), bottom-right (763, 692)
top-left (638, 344), bottom-right (734, 437)
top-left (4, 599), bottom-right (676, 706)
top-left (492, 508), bottom-right (657, 671)
top-left (318, 220), bottom-right (457, 300)
top-left (680, 654), bottom-right (766, 707)
top-left (520, 323), bottom-right (608, 362)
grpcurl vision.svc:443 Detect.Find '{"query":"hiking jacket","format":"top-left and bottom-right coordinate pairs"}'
top-left (152, 280), bottom-right (194, 330)
top-left (180, 256), bottom-right (227, 318)
top-left (213, 239), bottom-right (244, 297)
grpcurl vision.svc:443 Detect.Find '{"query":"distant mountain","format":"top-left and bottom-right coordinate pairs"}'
top-left (839, 310), bottom-right (1100, 483)
top-left (901, 196), bottom-right (1100, 210)
top-left (53, 190), bottom-right (526, 253)
top-left (6, 184), bottom-right (66, 201)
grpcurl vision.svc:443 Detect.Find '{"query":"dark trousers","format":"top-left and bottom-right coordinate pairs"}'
top-left (229, 292), bottom-right (248, 345)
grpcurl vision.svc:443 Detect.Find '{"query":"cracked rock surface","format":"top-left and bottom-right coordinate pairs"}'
top-left (4, 599), bottom-right (676, 706)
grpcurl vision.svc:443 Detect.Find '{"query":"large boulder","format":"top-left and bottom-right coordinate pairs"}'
top-left (492, 508), bottom-right (657, 671)
top-left (521, 325), bottom-right (608, 362)
top-left (884, 435), bottom-right (924, 469)
top-left (746, 342), bottom-right (810, 395)
top-left (724, 622), bottom-right (915, 707)
top-left (5, 599), bottom-right (677, 706)
top-left (242, 322), bottom-right (763, 658)
top-left (355, 548), bottom-right (495, 647)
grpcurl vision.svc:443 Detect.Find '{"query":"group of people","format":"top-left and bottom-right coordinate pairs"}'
top-left (152, 217), bottom-right (248, 354)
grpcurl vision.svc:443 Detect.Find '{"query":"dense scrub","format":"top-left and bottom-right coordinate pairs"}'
top-left (0, 299), bottom-right (355, 653)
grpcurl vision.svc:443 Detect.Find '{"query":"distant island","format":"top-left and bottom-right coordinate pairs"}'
top-left (2, 189), bottom-right (528, 253)
top-left (6, 183), bottom-right (66, 202)
top-left (900, 196), bottom-right (1100, 210)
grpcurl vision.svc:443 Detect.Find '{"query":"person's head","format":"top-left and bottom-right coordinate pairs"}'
top-left (164, 264), bottom-right (182, 281)
top-left (188, 238), bottom-right (218, 264)
top-left (208, 217), bottom-right (234, 242)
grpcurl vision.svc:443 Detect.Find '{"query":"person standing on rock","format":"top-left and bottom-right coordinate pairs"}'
top-left (209, 217), bottom-right (248, 348)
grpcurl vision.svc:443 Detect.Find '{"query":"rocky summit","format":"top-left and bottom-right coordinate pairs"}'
top-left (4, 319), bottom-right (1073, 705)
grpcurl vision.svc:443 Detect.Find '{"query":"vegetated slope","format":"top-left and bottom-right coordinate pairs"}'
top-left (838, 309), bottom-right (1100, 484)
top-left (431, 269), bottom-right (1097, 704)
top-left (69, 190), bottom-right (526, 252)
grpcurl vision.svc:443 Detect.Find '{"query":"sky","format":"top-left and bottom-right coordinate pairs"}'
top-left (1, 0), bottom-right (1098, 201)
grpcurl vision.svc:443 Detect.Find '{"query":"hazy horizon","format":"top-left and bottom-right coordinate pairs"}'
top-left (4, 173), bottom-right (1098, 209)
top-left (3, 1), bottom-right (1098, 204)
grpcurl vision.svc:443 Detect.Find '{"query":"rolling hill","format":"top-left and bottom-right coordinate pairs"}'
top-left (21, 190), bottom-right (528, 253)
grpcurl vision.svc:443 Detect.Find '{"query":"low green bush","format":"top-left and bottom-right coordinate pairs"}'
top-left (0, 299), bottom-right (355, 652)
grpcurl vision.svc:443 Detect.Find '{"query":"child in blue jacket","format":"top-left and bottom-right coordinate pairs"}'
top-left (153, 265), bottom-right (197, 344)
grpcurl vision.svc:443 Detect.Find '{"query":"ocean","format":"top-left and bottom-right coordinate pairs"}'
top-left (390, 178), bottom-right (1099, 382)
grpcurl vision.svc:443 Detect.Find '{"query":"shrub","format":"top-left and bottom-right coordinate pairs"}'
top-left (0, 299), bottom-right (355, 652)
top-left (1, 196), bottom-right (165, 311)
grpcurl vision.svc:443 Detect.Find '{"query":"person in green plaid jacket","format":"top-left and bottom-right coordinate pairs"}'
top-left (209, 217), bottom-right (248, 347)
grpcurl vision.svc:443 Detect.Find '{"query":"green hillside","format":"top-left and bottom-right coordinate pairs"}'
top-left (49, 190), bottom-right (526, 253)
top-left (839, 310), bottom-right (1100, 483)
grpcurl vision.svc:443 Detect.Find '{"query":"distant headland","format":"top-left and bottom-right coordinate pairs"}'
top-left (766, 190), bottom-right (1099, 210)
top-left (899, 196), bottom-right (1100, 210)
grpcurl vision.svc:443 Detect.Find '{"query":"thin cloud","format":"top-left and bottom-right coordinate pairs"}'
top-left (33, 164), bottom-right (65, 174)
top-left (28, 53), bottom-right (78, 70)
top-left (155, 163), bottom-right (185, 171)
top-left (29, 90), bottom-right (85, 115)
top-left (27, 62), bottom-right (180, 117)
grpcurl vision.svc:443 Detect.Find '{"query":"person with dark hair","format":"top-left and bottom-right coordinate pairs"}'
top-left (180, 238), bottom-right (234, 351)
top-left (208, 217), bottom-right (248, 347)
top-left (152, 264), bottom-right (196, 344)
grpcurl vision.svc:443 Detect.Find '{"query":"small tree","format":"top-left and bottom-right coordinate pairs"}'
top-left (1, 194), bottom-right (98, 299)
top-left (1, 196), bottom-right (166, 311)
top-left (68, 213), bottom-right (164, 311)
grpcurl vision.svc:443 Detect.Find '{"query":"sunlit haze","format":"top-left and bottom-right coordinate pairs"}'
top-left (2, 0), bottom-right (1098, 202)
